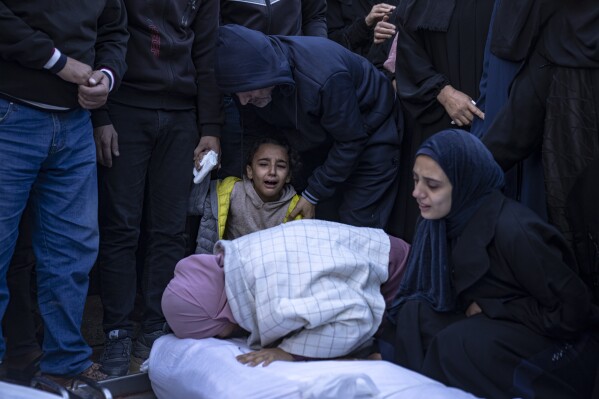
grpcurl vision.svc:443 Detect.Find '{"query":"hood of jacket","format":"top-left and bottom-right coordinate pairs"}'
top-left (215, 24), bottom-right (295, 93)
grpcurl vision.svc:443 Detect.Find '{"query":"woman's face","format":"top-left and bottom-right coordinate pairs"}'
top-left (412, 155), bottom-right (452, 219)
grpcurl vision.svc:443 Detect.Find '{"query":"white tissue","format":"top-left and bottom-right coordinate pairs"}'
top-left (193, 150), bottom-right (218, 184)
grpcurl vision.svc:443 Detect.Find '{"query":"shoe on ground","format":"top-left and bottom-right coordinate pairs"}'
top-left (41, 362), bottom-right (108, 389)
top-left (100, 329), bottom-right (132, 377)
top-left (133, 327), bottom-right (168, 360)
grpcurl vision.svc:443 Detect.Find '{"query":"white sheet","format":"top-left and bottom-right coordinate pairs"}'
top-left (0, 381), bottom-right (62, 399)
top-left (148, 334), bottom-right (479, 399)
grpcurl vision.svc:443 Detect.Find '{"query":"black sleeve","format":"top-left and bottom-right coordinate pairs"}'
top-left (394, 22), bottom-right (449, 123)
top-left (479, 206), bottom-right (593, 339)
top-left (301, 0), bottom-right (328, 37)
top-left (328, 17), bottom-right (373, 53)
top-left (304, 71), bottom-right (369, 202)
top-left (191, 0), bottom-right (224, 137)
top-left (0, 1), bottom-right (56, 68)
top-left (94, 0), bottom-right (129, 89)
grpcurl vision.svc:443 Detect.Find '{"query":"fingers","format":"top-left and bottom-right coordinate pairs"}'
top-left (366, 4), bottom-right (395, 26)
top-left (453, 101), bottom-right (484, 126)
top-left (87, 70), bottom-right (106, 87)
top-left (94, 125), bottom-right (118, 167)
top-left (78, 73), bottom-right (109, 109)
top-left (288, 205), bottom-right (300, 220)
top-left (236, 352), bottom-right (268, 367)
top-left (469, 101), bottom-right (485, 120)
top-left (373, 20), bottom-right (396, 44)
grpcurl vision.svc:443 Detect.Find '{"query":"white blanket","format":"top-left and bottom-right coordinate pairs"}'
top-left (148, 335), bottom-right (480, 399)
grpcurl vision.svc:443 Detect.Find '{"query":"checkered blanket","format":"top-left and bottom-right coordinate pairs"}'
top-left (215, 219), bottom-right (390, 358)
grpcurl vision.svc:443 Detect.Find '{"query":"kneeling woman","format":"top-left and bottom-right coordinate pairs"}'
top-left (384, 130), bottom-right (599, 398)
top-left (162, 219), bottom-right (409, 366)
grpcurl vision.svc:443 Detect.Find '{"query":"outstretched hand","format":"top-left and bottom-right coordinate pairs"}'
top-left (236, 348), bottom-right (294, 367)
top-left (288, 196), bottom-right (316, 220)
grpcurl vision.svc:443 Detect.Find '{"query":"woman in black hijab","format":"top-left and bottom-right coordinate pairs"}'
top-left (384, 129), bottom-right (599, 399)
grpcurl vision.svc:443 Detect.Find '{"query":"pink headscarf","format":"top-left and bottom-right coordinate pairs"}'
top-left (161, 254), bottom-right (236, 339)
top-left (381, 235), bottom-right (410, 306)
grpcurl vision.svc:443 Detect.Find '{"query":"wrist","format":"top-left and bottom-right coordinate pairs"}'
top-left (436, 84), bottom-right (452, 105)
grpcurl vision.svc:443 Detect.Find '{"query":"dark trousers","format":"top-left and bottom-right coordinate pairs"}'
top-left (98, 103), bottom-right (198, 334)
top-left (2, 206), bottom-right (39, 358)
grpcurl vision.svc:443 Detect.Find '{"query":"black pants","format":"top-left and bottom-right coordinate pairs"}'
top-left (97, 103), bottom-right (198, 334)
top-left (2, 206), bottom-right (39, 358)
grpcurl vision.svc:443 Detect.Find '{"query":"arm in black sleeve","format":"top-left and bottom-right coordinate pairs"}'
top-left (328, 17), bottom-right (373, 53)
top-left (94, 0), bottom-right (129, 90)
top-left (394, 22), bottom-right (448, 124)
top-left (301, 0), bottom-right (328, 37)
top-left (0, 1), bottom-right (55, 68)
top-left (191, 0), bottom-right (224, 138)
top-left (303, 72), bottom-right (369, 202)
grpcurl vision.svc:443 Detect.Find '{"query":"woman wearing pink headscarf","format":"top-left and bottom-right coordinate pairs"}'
top-left (162, 219), bottom-right (409, 366)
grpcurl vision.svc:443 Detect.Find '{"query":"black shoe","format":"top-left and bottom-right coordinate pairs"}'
top-left (132, 326), bottom-right (168, 360)
top-left (100, 329), bottom-right (132, 377)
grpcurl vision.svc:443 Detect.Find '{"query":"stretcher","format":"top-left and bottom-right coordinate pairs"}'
top-left (147, 334), bottom-right (479, 399)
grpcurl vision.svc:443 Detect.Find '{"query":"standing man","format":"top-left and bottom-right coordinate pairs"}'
top-left (93, 0), bottom-right (222, 376)
top-left (0, 0), bottom-right (128, 380)
top-left (215, 24), bottom-right (402, 229)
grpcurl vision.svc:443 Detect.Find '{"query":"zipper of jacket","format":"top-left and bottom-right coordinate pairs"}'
top-left (265, 0), bottom-right (272, 34)
top-left (161, 0), bottom-right (175, 89)
top-left (181, 0), bottom-right (198, 28)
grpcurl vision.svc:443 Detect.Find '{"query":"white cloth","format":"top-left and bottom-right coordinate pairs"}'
top-left (148, 335), bottom-right (481, 399)
top-left (0, 381), bottom-right (62, 399)
top-left (215, 220), bottom-right (390, 358)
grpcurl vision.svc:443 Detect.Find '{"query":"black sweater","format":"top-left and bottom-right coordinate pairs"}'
top-left (220, 0), bottom-right (327, 37)
top-left (95, 0), bottom-right (223, 136)
top-left (0, 0), bottom-right (128, 109)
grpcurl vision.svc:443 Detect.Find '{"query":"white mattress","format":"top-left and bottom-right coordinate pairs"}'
top-left (148, 334), bottom-right (479, 399)
top-left (0, 381), bottom-right (62, 399)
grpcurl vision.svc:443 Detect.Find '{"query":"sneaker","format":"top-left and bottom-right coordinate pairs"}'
top-left (132, 327), bottom-right (168, 360)
top-left (100, 329), bottom-right (132, 377)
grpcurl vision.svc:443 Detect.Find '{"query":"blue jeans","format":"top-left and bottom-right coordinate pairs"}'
top-left (0, 98), bottom-right (97, 376)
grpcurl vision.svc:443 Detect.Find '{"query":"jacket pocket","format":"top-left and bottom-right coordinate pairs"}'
top-left (0, 99), bottom-right (14, 124)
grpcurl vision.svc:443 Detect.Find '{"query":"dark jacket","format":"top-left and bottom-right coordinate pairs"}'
top-left (0, 0), bottom-right (128, 108)
top-left (452, 191), bottom-right (597, 339)
top-left (215, 25), bottom-right (399, 203)
top-left (94, 0), bottom-right (222, 136)
top-left (221, 0), bottom-right (327, 37)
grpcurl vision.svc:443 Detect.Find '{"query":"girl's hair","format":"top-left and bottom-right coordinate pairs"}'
top-left (244, 137), bottom-right (301, 183)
